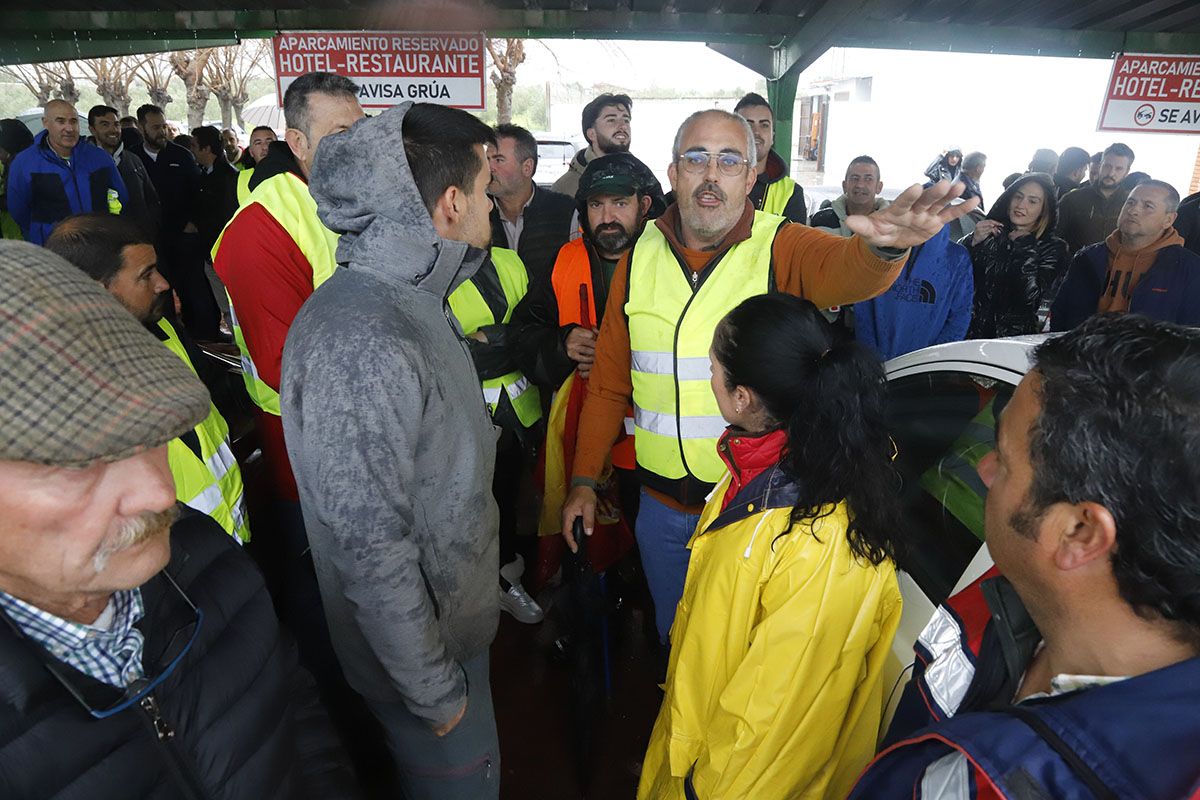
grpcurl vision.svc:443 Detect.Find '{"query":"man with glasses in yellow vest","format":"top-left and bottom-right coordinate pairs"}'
top-left (561, 109), bottom-right (980, 643)
top-left (448, 247), bottom-right (544, 623)
top-left (45, 213), bottom-right (249, 544)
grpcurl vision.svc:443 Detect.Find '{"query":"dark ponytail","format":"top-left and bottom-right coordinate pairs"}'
top-left (711, 294), bottom-right (905, 567)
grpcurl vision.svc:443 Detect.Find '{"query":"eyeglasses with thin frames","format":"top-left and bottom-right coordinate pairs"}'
top-left (677, 150), bottom-right (751, 177)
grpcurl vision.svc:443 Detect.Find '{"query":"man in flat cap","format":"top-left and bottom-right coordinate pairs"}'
top-left (0, 240), bottom-right (356, 799)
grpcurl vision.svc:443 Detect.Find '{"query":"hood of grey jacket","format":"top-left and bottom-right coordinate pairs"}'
top-left (309, 101), bottom-right (487, 302)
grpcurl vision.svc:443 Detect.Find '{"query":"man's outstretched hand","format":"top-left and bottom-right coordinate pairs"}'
top-left (845, 179), bottom-right (980, 250)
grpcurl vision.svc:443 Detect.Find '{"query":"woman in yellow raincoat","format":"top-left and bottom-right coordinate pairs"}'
top-left (638, 294), bottom-right (906, 800)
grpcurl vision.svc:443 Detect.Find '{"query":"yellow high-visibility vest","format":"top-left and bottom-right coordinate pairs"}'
top-left (761, 176), bottom-right (798, 217)
top-left (627, 211), bottom-right (785, 484)
top-left (213, 170), bottom-right (339, 416)
top-left (447, 247), bottom-right (542, 428)
top-left (159, 318), bottom-right (250, 543)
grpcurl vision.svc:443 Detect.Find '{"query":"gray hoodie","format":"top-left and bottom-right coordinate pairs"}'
top-left (280, 102), bottom-right (499, 728)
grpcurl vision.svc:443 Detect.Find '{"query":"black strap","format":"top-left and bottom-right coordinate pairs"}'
top-left (1002, 706), bottom-right (1119, 800)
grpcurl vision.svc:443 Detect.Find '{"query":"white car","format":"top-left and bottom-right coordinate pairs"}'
top-left (879, 335), bottom-right (1044, 731)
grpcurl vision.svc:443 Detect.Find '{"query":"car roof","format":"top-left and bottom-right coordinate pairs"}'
top-left (884, 335), bottom-right (1049, 384)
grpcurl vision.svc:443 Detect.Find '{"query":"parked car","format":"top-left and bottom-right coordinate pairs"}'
top-left (880, 335), bottom-right (1043, 726)
top-left (533, 132), bottom-right (585, 188)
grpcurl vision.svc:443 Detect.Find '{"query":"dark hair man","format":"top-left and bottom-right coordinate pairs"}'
top-left (516, 153), bottom-right (667, 580)
top-left (853, 314), bottom-right (1200, 799)
top-left (45, 213), bottom-right (250, 544)
top-left (88, 104), bottom-right (160, 238)
top-left (561, 108), bottom-right (979, 643)
top-left (1056, 142), bottom-right (1136, 255)
top-left (0, 239), bottom-right (356, 800)
top-left (733, 92), bottom-right (807, 223)
top-left (235, 126), bottom-right (278, 204)
top-left (552, 92), bottom-right (632, 197)
top-left (1027, 147), bottom-right (1058, 175)
top-left (220, 127), bottom-right (242, 165)
top-left (190, 125), bottom-right (239, 255)
top-left (5, 99), bottom-right (127, 245)
top-left (1051, 179), bottom-right (1200, 329)
top-left (283, 101), bottom-right (503, 799)
top-left (487, 123), bottom-right (574, 284)
top-left (118, 114), bottom-right (137, 129)
top-left (1053, 146), bottom-right (1091, 199)
top-left (132, 103), bottom-right (220, 341)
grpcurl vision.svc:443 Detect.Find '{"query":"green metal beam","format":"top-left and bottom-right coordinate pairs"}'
top-left (3, 8), bottom-right (801, 44)
top-left (2, 35), bottom-right (244, 66)
top-left (772, 0), bottom-right (879, 79)
top-left (766, 63), bottom-right (801, 168)
top-left (830, 21), bottom-right (1200, 58)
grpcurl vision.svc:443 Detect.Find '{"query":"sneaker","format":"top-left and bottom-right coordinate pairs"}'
top-left (500, 581), bottom-right (544, 624)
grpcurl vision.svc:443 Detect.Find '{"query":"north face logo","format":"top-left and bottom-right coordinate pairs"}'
top-left (892, 278), bottom-right (938, 305)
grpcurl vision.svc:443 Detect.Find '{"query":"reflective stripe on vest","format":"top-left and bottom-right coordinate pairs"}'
top-left (550, 237), bottom-right (636, 469)
top-left (235, 167), bottom-right (254, 206)
top-left (213, 170), bottom-right (340, 417)
top-left (158, 318), bottom-right (251, 543)
top-left (447, 247), bottom-right (542, 428)
top-left (761, 176), bottom-right (797, 217)
top-left (627, 211), bottom-right (784, 483)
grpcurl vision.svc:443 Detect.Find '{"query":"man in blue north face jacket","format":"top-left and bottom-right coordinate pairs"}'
top-left (5, 100), bottom-right (126, 245)
top-left (852, 314), bottom-right (1200, 799)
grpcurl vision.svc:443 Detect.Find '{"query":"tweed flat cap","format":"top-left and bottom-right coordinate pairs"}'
top-left (0, 240), bottom-right (210, 466)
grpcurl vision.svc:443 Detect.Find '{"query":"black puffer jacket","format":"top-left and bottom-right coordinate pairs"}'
top-left (0, 512), bottom-right (358, 800)
top-left (962, 173), bottom-right (1070, 338)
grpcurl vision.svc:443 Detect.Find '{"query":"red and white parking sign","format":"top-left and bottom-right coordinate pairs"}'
top-left (273, 32), bottom-right (486, 110)
top-left (1098, 53), bottom-right (1200, 134)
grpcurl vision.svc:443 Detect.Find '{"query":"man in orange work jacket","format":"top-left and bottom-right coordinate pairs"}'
top-left (560, 109), bottom-right (980, 643)
top-left (514, 153), bottom-right (666, 580)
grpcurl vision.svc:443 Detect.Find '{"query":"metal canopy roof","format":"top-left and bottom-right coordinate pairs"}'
top-left (4, 0), bottom-right (1200, 72)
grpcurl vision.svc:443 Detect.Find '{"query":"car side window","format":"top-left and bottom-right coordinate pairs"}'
top-left (887, 371), bottom-right (1015, 606)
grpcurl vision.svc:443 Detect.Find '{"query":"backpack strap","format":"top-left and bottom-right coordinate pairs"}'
top-left (1002, 706), bottom-right (1119, 800)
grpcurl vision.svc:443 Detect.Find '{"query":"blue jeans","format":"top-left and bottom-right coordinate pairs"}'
top-left (368, 653), bottom-right (500, 800)
top-left (635, 489), bottom-right (701, 642)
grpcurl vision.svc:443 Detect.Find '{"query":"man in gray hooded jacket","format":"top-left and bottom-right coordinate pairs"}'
top-left (280, 102), bottom-right (502, 799)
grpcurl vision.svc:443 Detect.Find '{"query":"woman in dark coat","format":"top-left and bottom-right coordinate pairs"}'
top-left (962, 172), bottom-right (1069, 338)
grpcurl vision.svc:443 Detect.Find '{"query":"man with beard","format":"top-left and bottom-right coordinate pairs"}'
top-left (133, 104), bottom-right (221, 341)
top-left (561, 109), bottom-right (979, 644)
top-left (734, 93), bottom-right (807, 223)
top-left (45, 213), bottom-right (250, 544)
top-left (6, 99), bottom-right (126, 245)
top-left (282, 101), bottom-right (504, 798)
top-left (516, 153), bottom-right (666, 575)
top-left (0, 239), bottom-right (356, 799)
top-left (488, 123), bottom-right (574, 284)
top-left (221, 128), bottom-right (243, 167)
top-left (88, 104), bottom-right (160, 238)
top-left (1056, 142), bottom-right (1136, 256)
top-left (552, 93), bottom-right (632, 198)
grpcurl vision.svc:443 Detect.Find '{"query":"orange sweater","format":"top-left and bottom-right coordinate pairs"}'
top-left (572, 201), bottom-right (906, 510)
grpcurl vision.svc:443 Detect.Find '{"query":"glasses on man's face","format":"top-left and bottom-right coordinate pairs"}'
top-left (677, 150), bottom-right (750, 177)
